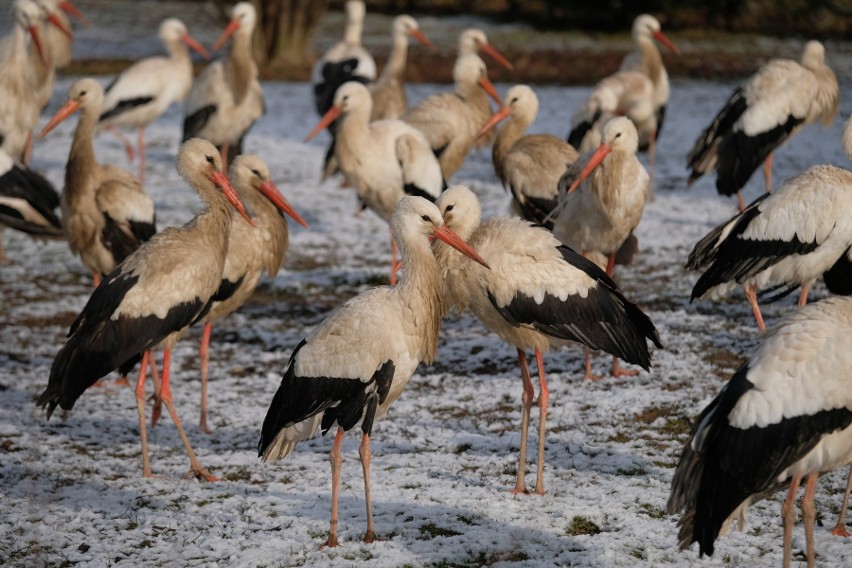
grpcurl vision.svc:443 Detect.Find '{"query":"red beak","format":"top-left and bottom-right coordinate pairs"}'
top-left (476, 105), bottom-right (512, 140)
top-left (212, 18), bottom-right (241, 53)
top-left (480, 43), bottom-right (513, 70)
top-left (652, 30), bottom-right (680, 56)
top-left (59, 1), bottom-right (90, 26)
top-left (478, 76), bottom-right (503, 106)
top-left (28, 26), bottom-right (47, 67)
top-left (181, 33), bottom-right (211, 60)
top-left (259, 181), bottom-right (310, 229)
top-left (305, 105), bottom-right (343, 142)
top-left (47, 14), bottom-right (73, 39)
top-left (38, 99), bottom-right (80, 139)
top-left (409, 29), bottom-right (437, 53)
top-left (568, 144), bottom-right (612, 193)
top-left (212, 170), bottom-right (254, 226)
top-left (433, 225), bottom-right (490, 269)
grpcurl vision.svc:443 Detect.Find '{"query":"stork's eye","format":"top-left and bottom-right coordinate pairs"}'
top-left (80, 90), bottom-right (87, 96)
top-left (251, 169), bottom-right (261, 177)
top-left (444, 204), bottom-right (454, 212)
top-left (615, 132), bottom-right (622, 138)
top-left (206, 155), bottom-right (215, 164)
top-left (421, 214), bottom-right (432, 222)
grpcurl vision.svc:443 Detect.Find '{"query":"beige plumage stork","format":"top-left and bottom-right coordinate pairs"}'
top-left (476, 84), bottom-right (579, 228)
top-left (38, 78), bottom-right (156, 286)
top-left (434, 186), bottom-right (661, 495)
top-left (553, 117), bottom-right (650, 380)
top-left (183, 1), bottom-right (264, 168)
top-left (99, 18), bottom-right (209, 182)
top-left (368, 15), bottom-right (435, 122)
top-left (259, 196), bottom-right (489, 547)
top-left (38, 138), bottom-right (254, 481)
top-left (688, 40), bottom-right (839, 211)
top-left (195, 154), bottom-right (308, 434)
top-left (456, 27), bottom-right (513, 71)
top-left (35, 0), bottom-right (88, 69)
top-left (402, 53), bottom-right (503, 181)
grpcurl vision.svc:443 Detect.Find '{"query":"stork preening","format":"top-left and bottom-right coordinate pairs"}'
top-left (183, 1), bottom-right (264, 168)
top-left (687, 116), bottom-right (852, 331)
top-left (476, 84), bottom-right (578, 228)
top-left (259, 196), bottom-right (488, 547)
top-left (687, 40), bottom-right (839, 211)
top-left (99, 18), bottom-right (210, 181)
top-left (434, 186), bottom-right (661, 495)
top-left (33, 0), bottom-right (89, 70)
top-left (668, 296), bottom-right (852, 568)
top-left (38, 78), bottom-right (156, 287)
top-left (37, 138), bottom-right (253, 481)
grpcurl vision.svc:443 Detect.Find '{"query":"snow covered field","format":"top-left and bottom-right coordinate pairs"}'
top-left (1, 74), bottom-right (852, 567)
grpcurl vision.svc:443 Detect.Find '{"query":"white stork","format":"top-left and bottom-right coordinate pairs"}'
top-left (476, 84), bottom-right (579, 229)
top-left (434, 185), bottom-right (661, 495)
top-left (38, 78), bottom-right (156, 287)
top-left (183, 2), bottom-right (264, 168)
top-left (668, 296), bottom-right (852, 568)
top-left (687, 116), bottom-right (852, 331)
top-left (37, 138), bottom-right (254, 481)
top-left (99, 18), bottom-right (210, 181)
top-left (687, 40), bottom-right (839, 211)
top-left (258, 196), bottom-right (488, 547)
top-left (34, 0), bottom-right (89, 70)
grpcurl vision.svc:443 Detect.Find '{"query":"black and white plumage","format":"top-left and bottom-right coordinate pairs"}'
top-left (434, 185), bottom-right (661, 495)
top-left (668, 296), bottom-right (852, 567)
top-left (259, 196), bottom-right (488, 548)
top-left (37, 138), bottom-right (253, 481)
top-left (687, 40), bottom-right (839, 210)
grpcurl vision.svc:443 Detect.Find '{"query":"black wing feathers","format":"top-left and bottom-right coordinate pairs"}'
top-left (183, 104), bottom-right (217, 142)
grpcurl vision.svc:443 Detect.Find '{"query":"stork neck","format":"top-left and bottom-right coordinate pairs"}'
top-left (225, 31), bottom-right (255, 105)
top-left (344, 18), bottom-right (363, 47)
top-left (636, 38), bottom-right (663, 85)
top-left (396, 236), bottom-right (443, 363)
top-left (380, 31), bottom-right (409, 81)
top-left (167, 37), bottom-right (193, 69)
top-left (193, 185), bottom-right (236, 260)
top-left (493, 116), bottom-right (528, 179)
top-left (65, 107), bottom-right (99, 199)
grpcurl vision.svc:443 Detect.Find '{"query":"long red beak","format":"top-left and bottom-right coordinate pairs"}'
top-left (478, 76), bottom-right (502, 106)
top-left (652, 30), bottom-right (680, 56)
top-left (305, 105), bottom-right (342, 142)
top-left (181, 33), bottom-right (211, 60)
top-left (47, 14), bottom-right (73, 39)
top-left (38, 99), bottom-right (79, 139)
top-left (480, 43), bottom-right (513, 70)
top-left (212, 18), bottom-right (240, 53)
top-left (433, 225), bottom-right (490, 269)
top-left (476, 106), bottom-right (512, 140)
top-left (59, 1), bottom-right (90, 26)
top-left (568, 144), bottom-right (612, 193)
top-left (259, 181), bottom-right (310, 229)
top-left (211, 170), bottom-right (254, 226)
top-left (28, 26), bottom-right (46, 67)
top-left (409, 29), bottom-right (437, 53)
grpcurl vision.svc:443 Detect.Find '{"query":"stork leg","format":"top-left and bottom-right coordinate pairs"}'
top-left (151, 351), bottom-right (164, 428)
top-left (134, 350), bottom-right (153, 478)
top-left (390, 235), bottom-right (400, 285)
top-left (611, 356), bottom-right (639, 378)
top-left (137, 127), bottom-right (146, 182)
top-left (582, 347), bottom-right (602, 382)
top-left (512, 349), bottom-right (534, 494)
top-left (763, 153), bottom-right (774, 193)
top-left (533, 349), bottom-right (549, 496)
top-left (782, 475), bottom-right (802, 568)
top-left (605, 252), bottom-right (616, 278)
top-left (159, 349), bottom-right (217, 482)
top-left (744, 284), bottom-right (766, 331)
top-left (92, 271), bottom-right (101, 287)
top-left (798, 283), bottom-right (811, 307)
top-left (802, 472), bottom-right (818, 568)
top-left (220, 144), bottom-right (230, 174)
top-left (359, 432), bottom-right (378, 543)
top-left (324, 427), bottom-right (345, 548)
top-left (832, 466), bottom-right (852, 537)
top-left (736, 191), bottom-right (746, 213)
top-left (199, 322), bottom-right (214, 434)
top-left (107, 125), bottom-right (135, 163)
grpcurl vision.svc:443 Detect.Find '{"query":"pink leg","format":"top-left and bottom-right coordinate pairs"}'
top-left (390, 236), bottom-right (399, 285)
top-left (220, 145), bottom-right (230, 175)
top-left (512, 349), bottom-right (534, 495)
top-left (605, 252), bottom-right (616, 278)
top-left (324, 427), bottom-right (345, 548)
top-left (360, 432), bottom-right (379, 543)
top-left (137, 127), bottom-right (146, 182)
top-left (736, 191), bottom-right (746, 213)
top-left (802, 472), bottom-right (818, 568)
top-left (92, 272), bottom-right (101, 287)
top-left (782, 475), bottom-right (802, 568)
top-left (134, 351), bottom-right (153, 477)
top-left (151, 350), bottom-right (163, 428)
top-left (611, 356), bottom-right (639, 378)
top-left (798, 283), bottom-right (811, 308)
top-left (744, 285), bottom-right (766, 331)
top-left (832, 466), bottom-right (852, 537)
top-left (533, 349), bottom-right (549, 496)
top-left (764, 153), bottom-right (773, 193)
top-left (107, 125), bottom-right (135, 163)
top-left (583, 347), bottom-right (602, 382)
top-left (199, 322), bottom-right (214, 434)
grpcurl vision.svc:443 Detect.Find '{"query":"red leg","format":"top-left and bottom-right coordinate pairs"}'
top-left (606, 252), bottom-right (616, 278)
top-left (151, 351), bottom-right (163, 428)
top-left (107, 125), bottom-right (135, 163)
top-left (137, 127), bottom-right (146, 183)
top-left (832, 466), bottom-right (852, 537)
top-left (390, 235), bottom-right (399, 285)
top-left (783, 475), bottom-right (802, 568)
top-left (199, 322), bottom-right (214, 434)
top-left (360, 432), bottom-right (379, 543)
top-left (533, 349), bottom-right (549, 496)
top-left (323, 427), bottom-right (345, 548)
top-left (583, 347), bottom-right (602, 382)
top-left (798, 283), bottom-right (811, 308)
top-left (744, 285), bottom-right (766, 331)
top-left (611, 356), bottom-right (639, 378)
top-left (512, 349), bottom-right (534, 495)
top-left (220, 144), bottom-right (230, 175)
top-left (802, 472), bottom-right (818, 568)
top-left (736, 191), bottom-right (745, 213)
top-left (92, 272), bottom-right (101, 287)
top-left (763, 153), bottom-right (773, 193)
top-left (134, 351), bottom-right (153, 477)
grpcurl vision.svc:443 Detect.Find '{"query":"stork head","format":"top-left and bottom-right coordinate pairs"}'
top-left (394, 15), bottom-right (436, 52)
top-left (435, 185), bottom-right (482, 241)
top-left (305, 82), bottom-right (371, 141)
top-left (458, 27), bottom-right (513, 70)
top-left (230, 154), bottom-right (309, 229)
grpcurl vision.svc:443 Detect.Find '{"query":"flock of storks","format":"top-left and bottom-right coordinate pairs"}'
top-left (1, 1), bottom-right (852, 565)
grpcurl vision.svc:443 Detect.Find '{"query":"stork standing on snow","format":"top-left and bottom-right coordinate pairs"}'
top-left (183, 2), bottom-right (264, 168)
top-left (687, 40), bottom-right (839, 211)
top-left (668, 296), bottom-right (852, 568)
top-left (38, 78), bottom-right (156, 287)
top-left (687, 116), bottom-right (852, 332)
top-left (37, 138), bottom-right (254, 481)
top-left (434, 186), bottom-right (661, 495)
top-left (99, 18), bottom-right (210, 181)
top-left (258, 196), bottom-right (489, 548)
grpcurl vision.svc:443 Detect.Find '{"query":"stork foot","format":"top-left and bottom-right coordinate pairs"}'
top-left (92, 376), bottom-right (130, 388)
top-left (321, 534), bottom-right (339, 549)
top-left (612, 367), bottom-right (639, 378)
top-left (832, 526), bottom-right (851, 538)
top-left (363, 530), bottom-right (380, 544)
top-left (510, 485), bottom-right (531, 495)
top-left (183, 466), bottom-right (218, 482)
top-left (582, 372), bottom-right (603, 383)
top-left (200, 420), bottom-right (214, 435)
top-left (150, 395), bottom-right (163, 428)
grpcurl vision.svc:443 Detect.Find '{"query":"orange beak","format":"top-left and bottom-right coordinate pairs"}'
top-left (480, 43), bottom-right (513, 70)
top-left (59, 1), bottom-right (90, 26)
top-left (259, 181), bottom-right (310, 229)
top-left (305, 105), bottom-right (342, 142)
top-left (47, 13), bottom-right (73, 39)
top-left (652, 30), bottom-right (680, 56)
top-left (212, 170), bottom-right (254, 226)
top-left (28, 26), bottom-right (46, 67)
top-left (409, 29), bottom-right (437, 53)
top-left (212, 18), bottom-right (241, 53)
top-left (181, 33), bottom-right (211, 60)
top-left (476, 105), bottom-right (512, 140)
top-left (568, 144), bottom-right (612, 193)
top-left (478, 76), bottom-right (502, 106)
top-left (433, 225), bottom-right (490, 269)
top-left (38, 99), bottom-right (79, 139)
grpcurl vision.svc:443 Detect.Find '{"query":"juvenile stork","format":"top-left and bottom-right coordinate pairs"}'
top-left (434, 186), bottom-right (661, 495)
top-left (259, 196), bottom-right (488, 547)
top-left (687, 116), bottom-right (852, 331)
top-left (99, 18), bottom-right (210, 181)
top-left (183, 2), bottom-right (264, 167)
top-left (195, 154), bottom-right (308, 434)
top-left (476, 85), bottom-right (578, 228)
top-left (38, 78), bottom-right (156, 286)
top-left (37, 139), bottom-right (253, 481)
top-left (687, 40), bottom-right (839, 211)
top-left (668, 296), bottom-right (852, 568)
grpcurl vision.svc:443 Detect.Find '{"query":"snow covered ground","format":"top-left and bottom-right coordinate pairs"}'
top-left (2, 73), bottom-right (852, 567)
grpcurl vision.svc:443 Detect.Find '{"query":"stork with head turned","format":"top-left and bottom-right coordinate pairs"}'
top-left (259, 196), bottom-right (489, 548)
top-left (687, 40), bottom-right (839, 211)
top-left (99, 18), bottom-right (210, 182)
top-left (183, 1), bottom-right (264, 168)
top-left (687, 116), bottom-right (852, 332)
top-left (38, 78), bottom-right (156, 287)
top-left (37, 139), bottom-right (254, 481)
top-left (476, 84), bottom-right (579, 228)
top-left (668, 296), bottom-right (852, 568)
top-left (434, 185), bottom-right (661, 495)
top-left (33, 0), bottom-right (88, 70)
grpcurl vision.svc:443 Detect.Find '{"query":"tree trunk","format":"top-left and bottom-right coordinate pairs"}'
top-left (251, 0), bottom-right (330, 69)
